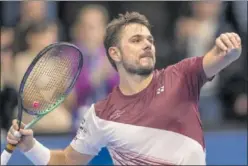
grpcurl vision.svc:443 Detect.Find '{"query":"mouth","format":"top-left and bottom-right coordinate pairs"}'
top-left (140, 52), bottom-right (153, 59)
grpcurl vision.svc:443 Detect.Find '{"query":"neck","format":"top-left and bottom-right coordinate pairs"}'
top-left (118, 69), bottom-right (153, 96)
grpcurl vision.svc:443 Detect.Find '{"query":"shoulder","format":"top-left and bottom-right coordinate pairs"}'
top-left (154, 57), bottom-right (204, 83)
top-left (164, 56), bottom-right (205, 75)
top-left (94, 94), bottom-right (111, 113)
top-left (94, 87), bottom-right (118, 119)
top-left (154, 62), bottom-right (182, 80)
top-left (175, 56), bottom-right (204, 68)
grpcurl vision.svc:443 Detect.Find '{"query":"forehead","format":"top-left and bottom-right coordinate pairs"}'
top-left (120, 23), bottom-right (151, 40)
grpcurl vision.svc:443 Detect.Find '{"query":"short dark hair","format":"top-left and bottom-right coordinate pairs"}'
top-left (104, 12), bottom-right (151, 71)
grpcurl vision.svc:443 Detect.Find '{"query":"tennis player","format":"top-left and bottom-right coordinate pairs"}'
top-left (7, 12), bottom-right (242, 165)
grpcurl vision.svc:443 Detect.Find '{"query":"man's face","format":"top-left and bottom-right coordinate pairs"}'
top-left (118, 23), bottom-right (156, 76)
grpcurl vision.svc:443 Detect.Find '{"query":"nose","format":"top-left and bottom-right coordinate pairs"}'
top-left (143, 39), bottom-right (152, 51)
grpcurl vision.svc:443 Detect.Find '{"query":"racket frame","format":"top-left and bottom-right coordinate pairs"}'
top-left (16, 42), bottom-right (83, 129)
top-left (1, 42), bottom-right (83, 165)
top-left (19, 42), bottom-right (83, 116)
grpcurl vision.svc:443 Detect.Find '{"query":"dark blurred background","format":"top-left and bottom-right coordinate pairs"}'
top-left (0, 1), bottom-right (247, 165)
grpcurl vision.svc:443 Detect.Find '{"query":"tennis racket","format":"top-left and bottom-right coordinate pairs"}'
top-left (1, 42), bottom-right (83, 165)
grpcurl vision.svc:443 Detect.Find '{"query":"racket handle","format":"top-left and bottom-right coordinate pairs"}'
top-left (1, 144), bottom-right (16, 165)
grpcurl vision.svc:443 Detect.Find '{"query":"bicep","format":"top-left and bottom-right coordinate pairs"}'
top-left (64, 145), bottom-right (94, 165)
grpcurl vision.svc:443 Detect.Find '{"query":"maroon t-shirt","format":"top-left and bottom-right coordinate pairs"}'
top-left (71, 56), bottom-right (209, 165)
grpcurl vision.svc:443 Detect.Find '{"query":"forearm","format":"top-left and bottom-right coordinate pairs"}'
top-left (203, 32), bottom-right (242, 79)
top-left (24, 140), bottom-right (91, 165)
top-left (25, 148), bottom-right (71, 165)
top-left (203, 46), bottom-right (241, 78)
top-left (48, 150), bottom-right (68, 165)
top-left (24, 140), bottom-right (68, 165)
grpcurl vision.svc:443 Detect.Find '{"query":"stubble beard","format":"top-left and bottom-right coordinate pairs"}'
top-left (122, 58), bottom-right (154, 76)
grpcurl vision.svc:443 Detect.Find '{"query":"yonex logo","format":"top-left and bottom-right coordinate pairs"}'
top-left (156, 86), bottom-right (164, 94)
top-left (110, 110), bottom-right (126, 120)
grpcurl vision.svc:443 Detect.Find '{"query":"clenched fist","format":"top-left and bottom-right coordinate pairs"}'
top-left (6, 120), bottom-right (35, 152)
top-left (215, 32), bottom-right (242, 57)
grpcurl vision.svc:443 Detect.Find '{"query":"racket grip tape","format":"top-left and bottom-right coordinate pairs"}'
top-left (5, 143), bottom-right (17, 153)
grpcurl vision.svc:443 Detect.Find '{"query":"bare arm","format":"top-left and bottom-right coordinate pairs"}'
top-left (48, 146), bottom-right (94, 165)
top-left (203, 33), bottom-right (242, 78)
top-left (46, 105), bottom-right (104, 165)
top-left (8, 115), bottom-right (99, 166)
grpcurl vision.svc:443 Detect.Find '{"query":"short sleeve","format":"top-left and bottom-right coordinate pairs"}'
top-left (70, 104), bottom-right (108, 155)
top-left (172, 56), bottom-right (214, 100)
top-left (175, 56), bottom-right (213, 88)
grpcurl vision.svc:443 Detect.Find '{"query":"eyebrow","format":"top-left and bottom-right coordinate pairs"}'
top-left (130, 34), bottom-right (154, 40)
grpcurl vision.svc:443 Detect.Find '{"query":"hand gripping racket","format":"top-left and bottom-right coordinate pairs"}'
top-left (1, 42), bottom-right (83, 165)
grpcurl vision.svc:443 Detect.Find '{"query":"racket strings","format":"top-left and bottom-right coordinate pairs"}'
top-left (22, 45), bottom-right (80, 114)
top-left (23, 55), bottom-right (51, 111)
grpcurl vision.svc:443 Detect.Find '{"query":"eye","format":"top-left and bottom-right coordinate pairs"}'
top-left (148, 38), bottom-right (154, 44)
top-left (131, 38), bottom-right (141, 43)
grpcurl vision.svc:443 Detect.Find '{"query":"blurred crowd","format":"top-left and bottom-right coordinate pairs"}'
top-left (1, 1), bottom-right (247, 137)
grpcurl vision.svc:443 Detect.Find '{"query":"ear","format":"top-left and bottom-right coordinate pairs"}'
top-left (108, 46), bottom-right (121, 63)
